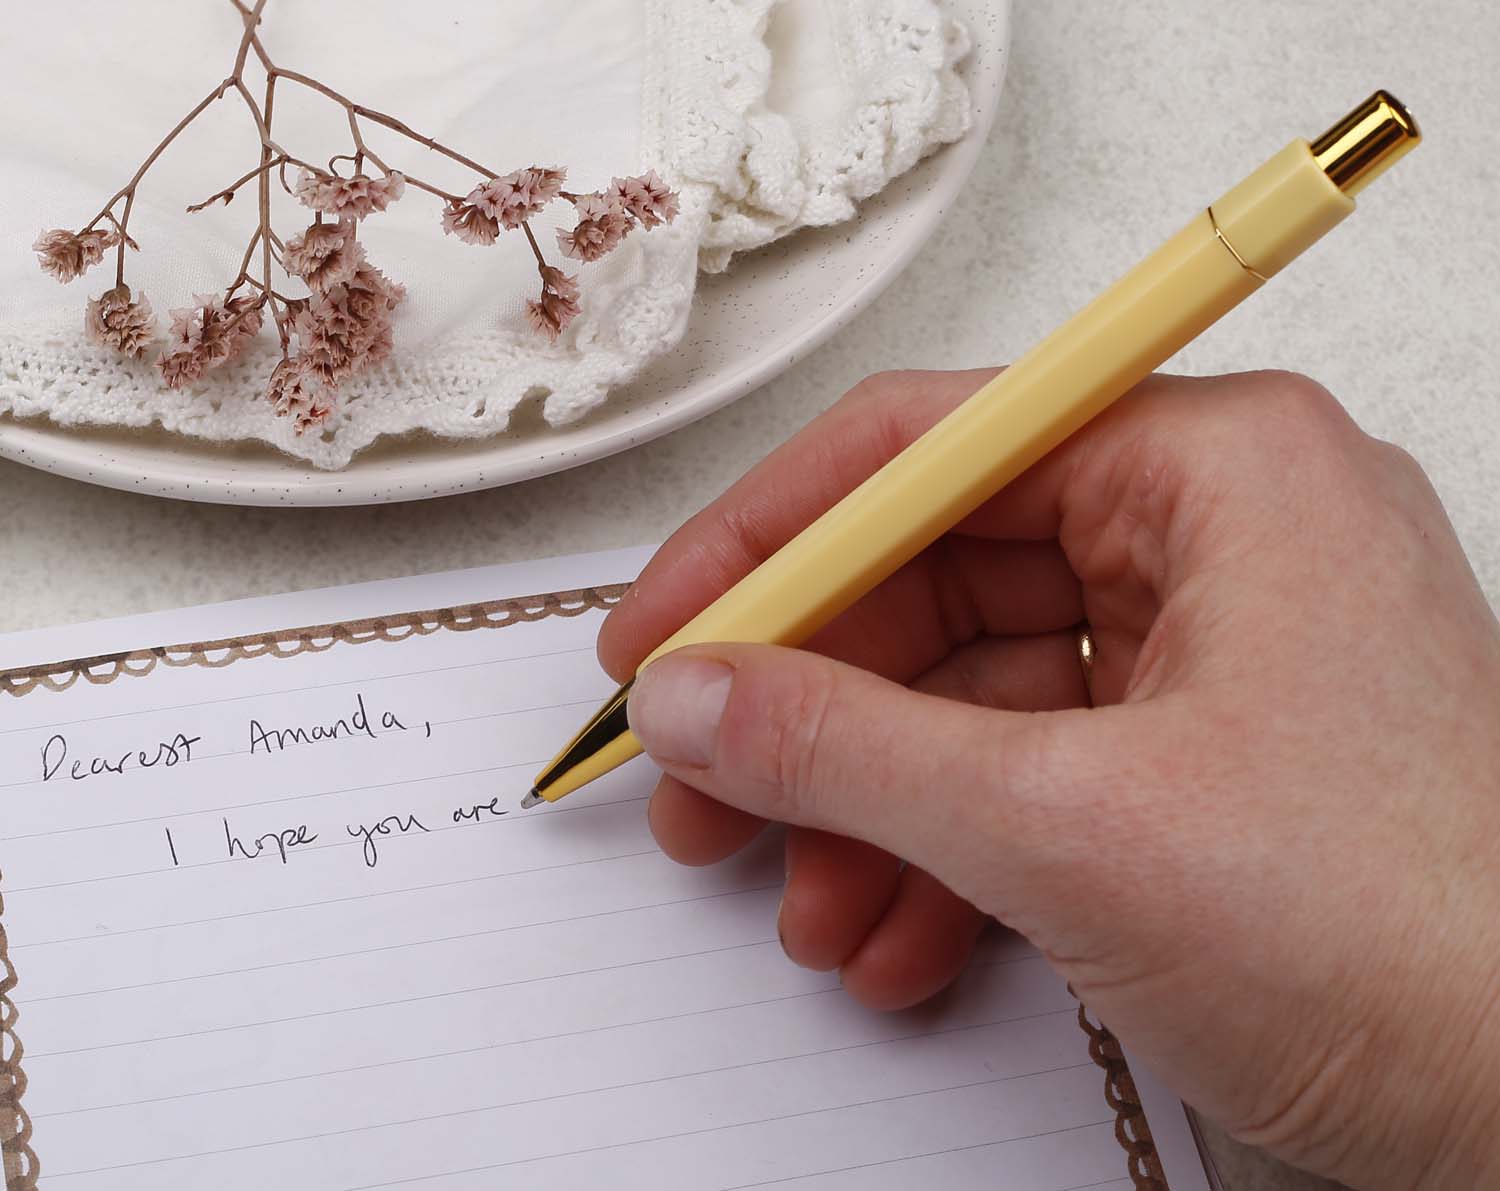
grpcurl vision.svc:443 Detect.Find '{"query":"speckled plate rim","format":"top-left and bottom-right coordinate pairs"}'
top-left (0, 1), bottom-right (1009, 507)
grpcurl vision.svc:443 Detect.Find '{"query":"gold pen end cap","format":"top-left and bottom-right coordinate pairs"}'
top-left (1312, 90), bottom-right (1420, 196)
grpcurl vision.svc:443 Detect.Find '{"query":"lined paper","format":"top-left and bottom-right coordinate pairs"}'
top-left (0, 548), bottom-right (1210, 1190)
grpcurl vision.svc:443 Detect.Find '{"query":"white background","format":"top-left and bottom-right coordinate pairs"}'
top-left (4, 5), bottom-right (1497, 1187)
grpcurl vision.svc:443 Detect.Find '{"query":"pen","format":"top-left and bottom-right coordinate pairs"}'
top-left (522, 90), bottom-right (1420, 810)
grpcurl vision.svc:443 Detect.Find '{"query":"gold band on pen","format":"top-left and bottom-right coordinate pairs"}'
top-left (1207, 205), bottom-right (1269, 283)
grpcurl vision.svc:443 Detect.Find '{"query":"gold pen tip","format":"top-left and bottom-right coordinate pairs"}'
top-left (520, 788), bottom-right (544, 810)
top-left (1312, 90), bottom-right (1420, 196)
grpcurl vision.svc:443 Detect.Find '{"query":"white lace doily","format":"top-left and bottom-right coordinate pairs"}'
top-left (0, 0), bottom-right (971, 470)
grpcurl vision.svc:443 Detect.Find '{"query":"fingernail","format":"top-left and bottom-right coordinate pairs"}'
top-left (629, 656), bottom-right (733, 768)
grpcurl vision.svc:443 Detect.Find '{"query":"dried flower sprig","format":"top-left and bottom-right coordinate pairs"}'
top-left (84, 286), bottom-right (155, 360)
top-left (32, 0), bottom-right (679, 434)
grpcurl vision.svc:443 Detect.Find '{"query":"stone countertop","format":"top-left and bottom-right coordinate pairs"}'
top-left (3, 3), bottom-right (1496, 1187)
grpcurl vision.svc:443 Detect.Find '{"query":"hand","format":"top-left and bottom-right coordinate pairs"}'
top-left (598, 368), bottom-right (1500, 1191)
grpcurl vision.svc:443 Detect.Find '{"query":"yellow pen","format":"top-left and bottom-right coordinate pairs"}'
top-left (522, 90), bottom-right (1420, 809)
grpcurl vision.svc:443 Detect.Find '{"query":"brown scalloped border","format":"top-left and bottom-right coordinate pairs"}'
top-left (0, 584), bottom-right (630, 700)
top-left (1077, 1003), bottom-right (1170, 1189)
top-left (0, 876), bottom-right (35, 1191)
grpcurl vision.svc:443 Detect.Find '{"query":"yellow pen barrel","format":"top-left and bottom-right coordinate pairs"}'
top-left (642, 140), bottom-right (1353, 666)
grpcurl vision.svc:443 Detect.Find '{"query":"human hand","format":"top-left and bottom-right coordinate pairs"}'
top-left (598, 368), bottom-right (1500, 1190)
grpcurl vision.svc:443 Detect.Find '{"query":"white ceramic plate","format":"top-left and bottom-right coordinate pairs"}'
top-left (0, 2), bottom-right (1009, 507)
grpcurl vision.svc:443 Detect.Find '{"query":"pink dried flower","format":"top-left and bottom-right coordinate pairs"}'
top-left (267, 358), bottom-right (334, 433)
top-left (170, 296), bottom-right (228, 362)
top-left (469, 166), bottom-right (566, 229)
top-left (84, 285), bottom-right (155, 360)
top-left (157, 347), bottom-right (208, 389)
top-left (284, 221), bottom-right (365, 293)
top-left (34, 228), bottom-right (116, 283)
top-left (154, 293), bottom-right (265, 388)
top-left (441, 199), bottom-right (501, 247)
top-left (219, 294), bottom-right (266, 367)
top-left (294, 169), bottom-right (406, 220)
top-left (292, 296), bottom-right (359, 386)
top-left (608, 170), bottom-right (679, 229)
top-left (158, 294), bottom-right (232, 388)
top-left (343, 262), bottom-right (406, 327)
top-left (557, 192), bottom-right (632, 262)
top-left (525, 266), bottom-right (581, 341)
top-left (292, 262), bottom-right (405, 387)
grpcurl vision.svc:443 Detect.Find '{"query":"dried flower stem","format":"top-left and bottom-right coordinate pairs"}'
top-left (187, 156), bottom-right (288, 213)
top-left (520, 222), bottom-right (548, 271)
top-left (90, 0), bottom-right (558, 285)
top-left (230, 0), bottom-right (484, 204)
top-left (258, 70), bottom-right (281, 343)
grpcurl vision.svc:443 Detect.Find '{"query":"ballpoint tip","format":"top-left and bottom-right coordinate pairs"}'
top-left (520, 788), bottom-right (543, 810)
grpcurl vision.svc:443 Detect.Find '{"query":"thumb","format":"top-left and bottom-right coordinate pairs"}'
top-left (627, 643), bottom-right (1116, 896)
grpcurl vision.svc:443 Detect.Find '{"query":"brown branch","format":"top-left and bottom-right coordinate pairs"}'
top-left (402, 175), bottom-right (464, 203)
top-left (84, 80), bottom-right (234, 237)
top-left (232, 0), bottom-right (270, 76)
top-left (187, 155), bottom-right (288, 213)
top-left (227, 227), bottom-right (264, 293)
top-left (78, 0), bottom-right (586, 350)
top-left (521, 222), bottom-right (550, 272)
top-left (266, 64), bottom-right (506, 181)
top-left (115, 192), bottom-right (136, 286)
top-left (259, 71), bottom-right (283, 347)
top-left (79, 0), bottom-right (269, 285)
top-left (239, 276), bottom-right (300, 304)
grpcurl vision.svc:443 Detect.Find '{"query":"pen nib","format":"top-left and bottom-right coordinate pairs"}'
top-left (520, 788), bottom-right (543, 810)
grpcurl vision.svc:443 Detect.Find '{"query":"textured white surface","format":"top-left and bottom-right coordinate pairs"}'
top-left (3, 3), bottom-right (1497, 1187)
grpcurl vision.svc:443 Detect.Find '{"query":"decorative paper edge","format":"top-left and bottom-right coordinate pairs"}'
top-left (1077, 1003), bottom-right (1171, 1190)
top-left (0, 877), bottom-right (36, 1191)
top-left (0, 584), bottom-right (631, 700)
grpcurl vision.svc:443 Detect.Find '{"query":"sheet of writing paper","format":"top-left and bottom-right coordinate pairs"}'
top-left (0, 548), bottom-right (1210, 1190)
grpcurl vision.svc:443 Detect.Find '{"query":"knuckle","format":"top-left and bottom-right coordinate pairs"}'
top-left (848, 369), bottom-right (919, 408)
top-left (1369, 436), bottom-right (1431, 487)
top-left (1192, 372), bottom-right (1360, 486)
top-left (1248, 370), bottom-right (1352, 436)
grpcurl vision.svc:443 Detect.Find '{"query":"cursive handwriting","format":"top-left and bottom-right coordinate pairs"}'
top-left (224, 817), bottom-right (319, 864)
top-left (346, 813), bottom-right (429, 868)
top-left (42, 731), bottom-right (201, 783)
top-left (161, 797), bottom-right (504, 870)
top-left (453, 797), bottom-right (509, 825)
top-left (249, 693), bottom-right (431, 756)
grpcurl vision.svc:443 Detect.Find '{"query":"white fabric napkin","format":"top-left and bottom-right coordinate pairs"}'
top-left (0, 0), bottom-right (972, 469)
